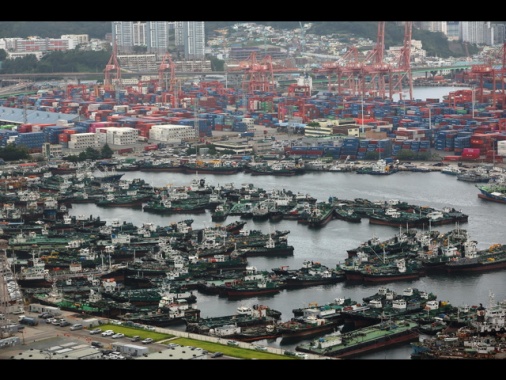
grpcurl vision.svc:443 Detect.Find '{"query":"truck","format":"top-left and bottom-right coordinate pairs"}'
top-left (19, 316), bottom-right (39, 326)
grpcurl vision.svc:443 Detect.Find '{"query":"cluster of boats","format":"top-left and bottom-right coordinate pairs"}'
top-left (179, 284), bottom-right (506, 359)
top-left (3, 158), bottom-right (506, 359)
top-left (410, 291), bottom-right (506, 359)
top-left (339, 226), bottom-right (506, 283)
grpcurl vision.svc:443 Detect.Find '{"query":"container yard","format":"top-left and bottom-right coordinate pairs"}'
top-left (0, 22), bottom-right (505, 165)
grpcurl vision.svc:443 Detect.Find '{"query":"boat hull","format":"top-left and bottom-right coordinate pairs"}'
top-left (477, 192), bottom-right (506, 204)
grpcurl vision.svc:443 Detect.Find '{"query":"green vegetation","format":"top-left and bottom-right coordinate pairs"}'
top-left (0, 143), bottom-right (30, 161)
top-left (0, 22), bottom-right (112, 39)
top-left (0, 50), bottom-right (111, 75)
top-left (92, 324), bottom-right (294, 359)
top-left (169, 337), bottom-right (294, 360)
top-left (65, 144), bottom-right (113, 161)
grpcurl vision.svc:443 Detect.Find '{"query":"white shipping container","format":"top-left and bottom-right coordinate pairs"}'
top-left (497, 148), bottom-right (506, 156)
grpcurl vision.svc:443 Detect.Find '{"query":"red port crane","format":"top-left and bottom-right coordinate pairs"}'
top-left (158, 52), bottom-right (178, 107)
top-left (387, 21), bottom-right (413, 101)
top-left (104, 41), bottom-right (121, 92)
top-left (239, 52), bottom-right (276, 94)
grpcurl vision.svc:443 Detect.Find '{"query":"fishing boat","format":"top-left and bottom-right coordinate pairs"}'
top-left (346, 228), bottom-right (417, 257)
top-left (360, 258), bottom-right (426, 283)
top-left (341, 287), bottom-right (436, 329)
top-left (228, 324), bottom-right (281, 342)
top-left (142, 198), bottom-right (208, 214)
top-left (224, 220), bottom-right (247, 235)
top-left (247, 162), bottom-right (298, 176)
top-left (221, 277), bottom-right (283, 299)
top-left (296, 319), bottom-right (419, 358)
top-left (333, 205), bottom-right (361, 223)
top-left (417, 318), bottom-right (448, 335)
top-left (457, 169), bottom-right (492, 183)
top-left (278, 315), bottom-right (343, 343)
top-left (367, 207), bottom-right (430, 228)
top-left (137, 160), bottom-right (184, 172)
top-left (211, 203), bottom-right (230, 222)
top-left (307, 202), bottom-right (335, 228)
top-left (95, 192), bottom-right (152, 208)
top-left (184, 304), bottom-right (281, 334)
top-left (182, 161), bottom-right (241, 175)
top-left (15, 253), bottom-right (52, 288)
top-left (292, 297), bottom-right (358, 319)
top-left (440, 165), bottom-right (463, 176)
top-left (236, 234), bottom-right (294, 258)
top-left (280, 260), bottom-right (344, 289)
top-left (211, 266), bottom-right (284, 299)
top-left (476, 182), bottom-right (506, 204)
top-left (445, 243), bottom-right (506, 273)
top-left (355, 159), bottom-right (398, 175)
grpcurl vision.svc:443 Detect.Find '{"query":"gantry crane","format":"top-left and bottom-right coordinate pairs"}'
top-left (239, 52), bottom-right (276, 94)
top-left (362, 21), bottom-right (391, 99)
top-left (312, 22), bottom-right (413, 100)
top-left (104, 41), bottom-right (122, 92)
top-left (158, 52), bottom-right (178, 107)
top-left (388, 21), bottom-right (413, 101)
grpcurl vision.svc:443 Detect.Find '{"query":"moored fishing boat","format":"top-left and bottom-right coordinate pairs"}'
top-left (360, 258), bottom-right (426, 283)
top-left (278, 315), bottom-right (343, 343)
top-left (445, 243), bottom-right (506, 273)
top-left (296, 319), bottom-right (419, 358)
top-left (341, 287), bottom-right (436, 329)
top-left (184, 304), bottom-right (281, 334)
top-left (279, 260), bottom-right (344, 289)
top-left (95, 192), bottom-right (152, 208)
top-left (307, 201), bottom-right (335, 228)
top-left (476, 182), bottom-right (506, 204)
top-left (236, 235), bottom-right (295, 258)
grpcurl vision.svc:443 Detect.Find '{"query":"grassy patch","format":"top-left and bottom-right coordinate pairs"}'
top-left (91, 324), bottom-right (174, 342)
top-left (171, 337), bottom-right (295, 360)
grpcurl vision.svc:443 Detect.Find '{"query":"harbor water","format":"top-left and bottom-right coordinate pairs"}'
top-left (69, 86), bottom-right (501, 360)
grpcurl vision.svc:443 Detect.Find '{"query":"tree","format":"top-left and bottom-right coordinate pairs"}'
top-left (0, 143), bottom-right (30, 161)
top-left (84, 147), bottom-right (100, 160)
top-left (100, 143), bottom-right (113, 159)
top-left (0, 49), bottom-right (7, 61)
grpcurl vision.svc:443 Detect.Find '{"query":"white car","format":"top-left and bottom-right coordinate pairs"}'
top-left (112, 333), bottom-right (125, 339)
top-left (89, 328), bottom-right (102, 335)
top-left (101, 330), bottom-right (115, 337)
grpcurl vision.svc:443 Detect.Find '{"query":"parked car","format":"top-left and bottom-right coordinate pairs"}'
top-left (101, 330), bottom-right (114, 337)
top-left (70, 324), bottom-right (84, 331)
top-left (141, 338), bottom-right (154, 344)
top-left (91, 341), bottom-right (103, 348)
top-left (89, 328), bottom-right (102, 335)
top-left (130, 335), bottom-right (141, 342)
top-left (211, 352), bottom-right (223, 358)
top-left (111, 333), bottom-right (125, 339)
top-left (59, 321), bottom-right (71, 327)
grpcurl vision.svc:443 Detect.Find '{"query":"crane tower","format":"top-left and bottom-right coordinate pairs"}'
top-left (104, 41), bottom-right (122, 92)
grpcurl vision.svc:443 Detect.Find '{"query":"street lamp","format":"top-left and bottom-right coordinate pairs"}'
top-left (361, 91), bottom-right (364, 135)
top-left (471, 85), bottom-right (475, 119)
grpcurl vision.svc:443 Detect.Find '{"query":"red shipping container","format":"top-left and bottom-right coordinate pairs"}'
top-left (461, 148), bottom-right (480, 158)
top-left (443, 156), bottom-right (461, 161)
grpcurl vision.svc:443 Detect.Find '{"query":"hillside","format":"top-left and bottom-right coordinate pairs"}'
top-left (0, 21), bottom-right (484, 59)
